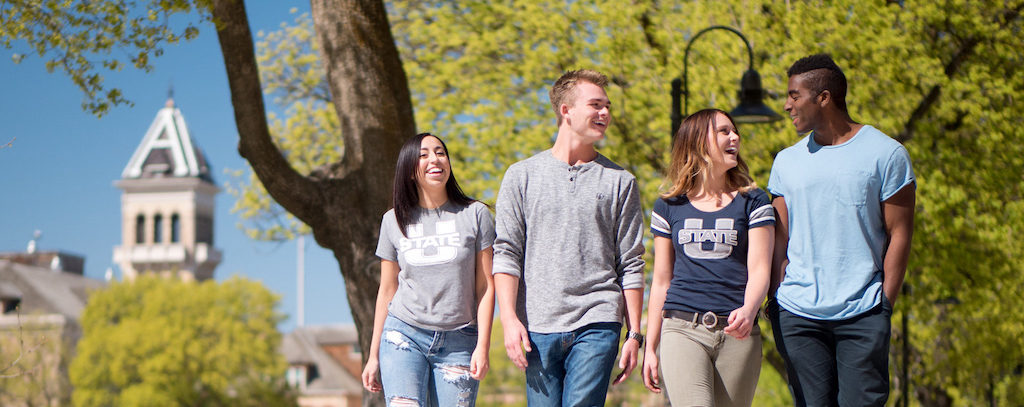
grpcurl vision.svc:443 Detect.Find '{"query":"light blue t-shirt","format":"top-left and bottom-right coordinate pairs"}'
top-left (768, 125), bottom-right (915, 320)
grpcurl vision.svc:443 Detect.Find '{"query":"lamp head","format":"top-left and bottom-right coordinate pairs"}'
top-left (730, 69), bottom-right (783, 123)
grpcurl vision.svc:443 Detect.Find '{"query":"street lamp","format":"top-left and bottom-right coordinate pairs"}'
top-left (670, 25), bottom-right (782, 137)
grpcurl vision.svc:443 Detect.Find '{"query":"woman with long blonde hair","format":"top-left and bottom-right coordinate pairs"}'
top-left (642, 109), bottom-right (775, 406)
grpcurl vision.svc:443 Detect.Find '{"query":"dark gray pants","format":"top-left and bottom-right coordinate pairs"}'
top-left (769, 297), bottom-right (892, 407)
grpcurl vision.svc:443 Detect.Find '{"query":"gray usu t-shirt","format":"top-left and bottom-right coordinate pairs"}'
top-left (376, 201), bottom-right (495, 331)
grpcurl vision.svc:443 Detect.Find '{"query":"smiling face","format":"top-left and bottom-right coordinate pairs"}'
top-left (561, 81), bottom-right (611, 143)
top-left (707, 112), bottom-right (740, 172)
top-left (784, 73), bottom-right (824, 134)
top-left (414, 135), bottom-right (450, 191)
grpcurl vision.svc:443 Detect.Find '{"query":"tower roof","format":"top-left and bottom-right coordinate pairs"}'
top-left (121, 98), bottom-right (214, 183)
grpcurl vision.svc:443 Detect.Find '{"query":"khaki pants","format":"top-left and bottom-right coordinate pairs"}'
top-left (659, 316), bottom-right (761, 407)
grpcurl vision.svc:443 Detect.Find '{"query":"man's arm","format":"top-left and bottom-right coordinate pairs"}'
top-left (495, 273), bottom-right (530, 371)
top-left (613, 178), bottom-right (645, 385)
top-left (615, 178), bottom-right (647, 289)
top-left (770, 197), bottom-right (790, 297)
top-left (881, 184), bottom-right (915, 305)
top-left (613, 287), bottom-right (642, 385)
top-left (492, 167), bottom-right (531, 371)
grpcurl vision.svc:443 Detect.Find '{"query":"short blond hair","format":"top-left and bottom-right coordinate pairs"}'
top-left (549, 69), bottom-right (609, 125)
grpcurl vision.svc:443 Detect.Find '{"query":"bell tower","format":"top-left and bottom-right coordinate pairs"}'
top-left (112, 98), bottom-right (221, 281)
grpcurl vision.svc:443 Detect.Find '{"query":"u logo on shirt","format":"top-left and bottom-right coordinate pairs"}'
top-left (400, 221), bottom-right (461, 266)
top-left (678, 218), bottom-right (737, 259)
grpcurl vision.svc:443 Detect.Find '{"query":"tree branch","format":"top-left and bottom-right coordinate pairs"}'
top-left (897, 4), bottom-right (1023, 143)
top-left (209, 0), bottom-right (324, 226)
top-left (309, 0), bottom-right (414, 180)
top-left (0, 309), bottom-right (49, 379)
top-left (636, 1), bottom-right (668, 68)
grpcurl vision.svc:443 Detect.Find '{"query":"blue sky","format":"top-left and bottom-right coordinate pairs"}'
top-left (0, 3), bottom-right (351, 331)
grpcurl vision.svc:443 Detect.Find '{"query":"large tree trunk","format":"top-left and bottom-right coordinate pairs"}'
top-left (210, 1), bottom-right (413, 405)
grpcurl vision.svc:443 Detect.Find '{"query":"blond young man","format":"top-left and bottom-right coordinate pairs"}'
top-left (493, 69), bottom-right (646, 406)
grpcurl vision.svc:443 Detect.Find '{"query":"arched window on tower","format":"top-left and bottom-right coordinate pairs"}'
top-left (154, 214), bottom-right (163, 243)
top-left (135, 215), bottom-right (145, 244)
top-left (170, 214), bottom-right (180, 243)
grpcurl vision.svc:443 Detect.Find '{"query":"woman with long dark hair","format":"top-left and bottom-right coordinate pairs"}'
top-left (642, 109), bottom-right (775, 406)
top-left (361, 133), bottom-right (495, 406)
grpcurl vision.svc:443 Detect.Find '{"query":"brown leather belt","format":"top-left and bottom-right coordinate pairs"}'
top-left (663, 309), bottom-right (730, 330)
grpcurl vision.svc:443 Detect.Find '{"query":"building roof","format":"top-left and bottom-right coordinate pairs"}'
top-left (281, 324), bottom-right (362, 395)
top-left (120, 98), bottom-right (214, 183)
top-left (0, 250), bottom-right (85, 275)
top-left (0, 259), bottom-right (105, 319)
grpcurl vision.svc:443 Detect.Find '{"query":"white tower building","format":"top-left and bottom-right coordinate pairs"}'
top-left (112, 98), bottom-right (221, 281)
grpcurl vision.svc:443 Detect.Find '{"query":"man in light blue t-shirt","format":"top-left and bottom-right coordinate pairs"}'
top-left (767, 54), bottom-right (915, 407)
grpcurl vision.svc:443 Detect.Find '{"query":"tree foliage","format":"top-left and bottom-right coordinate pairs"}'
top-left (0, 0), bottom-right (205, 115)
top-left (69, 276), bottom-right (295, 407)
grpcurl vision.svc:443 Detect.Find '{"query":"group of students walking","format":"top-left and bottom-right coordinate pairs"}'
top-left (360, 53), bottom-right (916, 407)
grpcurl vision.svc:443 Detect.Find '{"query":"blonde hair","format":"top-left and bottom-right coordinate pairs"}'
top-left (661, 109), bottom-right (756, 198)
top-left (549, 69), bottom-right (609, 125)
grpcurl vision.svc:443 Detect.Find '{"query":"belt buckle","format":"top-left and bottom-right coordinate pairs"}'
top-left (701, 311), bottom-right (719, 329)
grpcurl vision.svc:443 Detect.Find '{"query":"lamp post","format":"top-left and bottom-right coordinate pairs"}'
top-left (671, 25), bottom-right (782, 137)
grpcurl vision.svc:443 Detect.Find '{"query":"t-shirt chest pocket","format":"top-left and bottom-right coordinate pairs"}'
top-left (835, 170), bottom-right (872, 206)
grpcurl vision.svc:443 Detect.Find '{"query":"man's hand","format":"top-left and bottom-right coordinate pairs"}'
top-left (613, 336), bottom-right (640, 385)
top-left (502, 317), bottom-right (532, 371)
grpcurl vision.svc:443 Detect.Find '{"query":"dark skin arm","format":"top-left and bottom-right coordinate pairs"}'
top-left (770, 197), bottom-right (790, 297)
top-left (881, 184), bottom-right (916, 305)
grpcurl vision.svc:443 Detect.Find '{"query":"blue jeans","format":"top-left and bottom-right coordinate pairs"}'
top-left (525, 322), bottom-right (621, 407)
top-left (378, 315), bottom-right (480, 407)
top-left (769, 297), bottom-right (892, 407)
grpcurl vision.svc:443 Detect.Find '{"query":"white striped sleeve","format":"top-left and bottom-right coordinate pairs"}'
top-left (651, 210), bottom-right (671, 236)
top-left (749, 203), bottom-right (775, 228)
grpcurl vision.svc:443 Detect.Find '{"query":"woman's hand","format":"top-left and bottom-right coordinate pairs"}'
top-left (470, 345), bottom-right (490, 380)
top-left (724, 305), bottom-right (759, 339)
top-left (361, 356), bottom-right (382, 392)
top-left (641, 346), bottom-right (662, 393)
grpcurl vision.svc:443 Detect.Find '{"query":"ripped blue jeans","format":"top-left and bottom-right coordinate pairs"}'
top-left (379, 314), bottom-right (479, 407)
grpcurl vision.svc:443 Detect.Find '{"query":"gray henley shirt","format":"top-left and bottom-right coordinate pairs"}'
top-left (493, 150), bottom-right (646, 333)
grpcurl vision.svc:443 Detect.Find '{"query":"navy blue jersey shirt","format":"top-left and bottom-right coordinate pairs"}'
top-left (651, 188), bottom-right (774, 314)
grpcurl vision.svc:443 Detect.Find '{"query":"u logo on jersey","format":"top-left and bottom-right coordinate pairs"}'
top-left (678, 218), bottom-right (738, 259)
top-left (400, 220), bottom-right (461, 266)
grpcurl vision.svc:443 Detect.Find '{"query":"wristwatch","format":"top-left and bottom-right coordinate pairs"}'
top-left (626, 330), bottom-right (644, 347)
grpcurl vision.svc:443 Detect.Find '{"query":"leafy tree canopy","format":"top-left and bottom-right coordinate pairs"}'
top-left (69, 276), bottom-right (295, 407)
top-left (0, 0), bottom-right (208, 116)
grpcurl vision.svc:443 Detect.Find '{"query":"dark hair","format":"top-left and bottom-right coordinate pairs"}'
top-left (392, 132), bottom-right (476, 237)
top-left (787, 54), bottom-right (848, 112)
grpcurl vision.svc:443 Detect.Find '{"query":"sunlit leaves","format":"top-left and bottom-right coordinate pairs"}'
top-left (69, 276), bottom-right (295, 407)
top-left (0, 0), bottom-right (205, 116)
